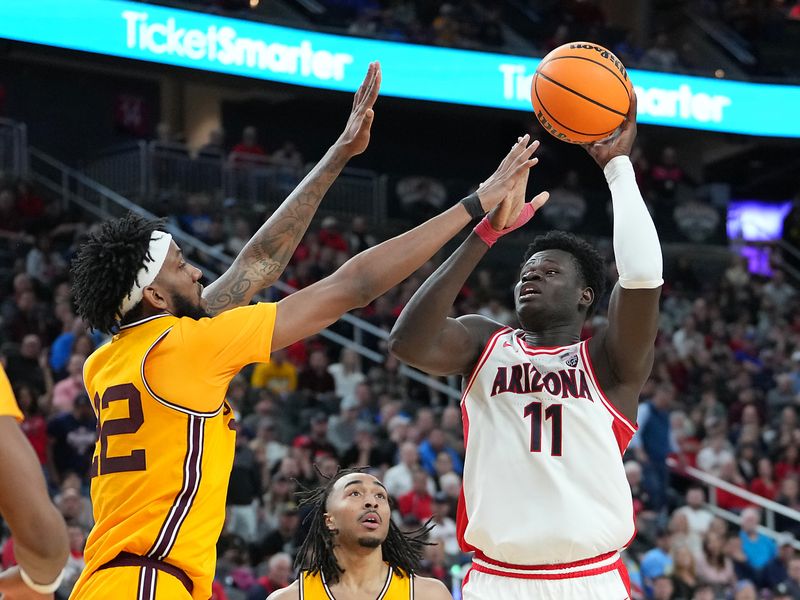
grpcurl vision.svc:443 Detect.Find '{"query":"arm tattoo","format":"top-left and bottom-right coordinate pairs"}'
top-left (204, 148), bottom-right (350, 314)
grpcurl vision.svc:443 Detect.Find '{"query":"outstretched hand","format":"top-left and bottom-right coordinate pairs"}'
top-left (337, 61), bottom-right (382, 158)
top-left (582, 91), bottom-right (638, 169)
top-left (476, 134), bottom-right (541, 214)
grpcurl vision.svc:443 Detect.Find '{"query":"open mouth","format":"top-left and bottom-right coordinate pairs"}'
top-left (519, 284), bottom-right (541, 301)
top-left (360, 512), bottom-right (381, 530)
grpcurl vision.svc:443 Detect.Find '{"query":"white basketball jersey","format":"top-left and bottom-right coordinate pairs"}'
top-left (458, 327), bottom-right (637, 565)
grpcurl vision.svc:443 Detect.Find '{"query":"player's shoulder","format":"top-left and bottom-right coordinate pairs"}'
top-left (456, 314), bottom-right (511, 346)
top-left (413, 575), bottom-right (453, 599)
top-left (266, 580), bottom-right (300, 600)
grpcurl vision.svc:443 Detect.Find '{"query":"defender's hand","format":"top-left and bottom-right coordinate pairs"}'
top-left (583, 92), bottom-right (638, 169)
top-left (476, 135), bottom-right (540, 214)
top-left (337, 62), bottom-right (382, 158)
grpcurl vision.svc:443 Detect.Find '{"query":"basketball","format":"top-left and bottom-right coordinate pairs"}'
top-left (531, 41), bottom-right (634, 144)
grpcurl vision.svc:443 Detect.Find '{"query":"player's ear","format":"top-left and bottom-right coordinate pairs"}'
top-left (324, 512), bottom-right (336, 532)
top-left (142, 285), bottom-right (169, 310)
top-left (579, 287), bottom-right (594, 310)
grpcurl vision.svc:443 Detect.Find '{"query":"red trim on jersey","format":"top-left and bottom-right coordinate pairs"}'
top-left (471, 556), bottom-right (625, 581)
top-left (514, 333), bottom-right (577, 353)
top-left (578, 342), bottom-right (637, 433)
top-left (461, 327), bottom-right (511, 402)
top-left (474, 550), bottom-right (616, 571)
top-left (611, 417), bottom-right (635, 456)
top-left (616, 560), bottom-right (632, 597)
top-left (456, 399), bottom-right (476, 554)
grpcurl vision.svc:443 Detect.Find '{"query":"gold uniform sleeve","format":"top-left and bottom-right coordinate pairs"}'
top-left (0, 365), bottom-right (23, 421)
top-left (145, 303), bottom-right (276, 413)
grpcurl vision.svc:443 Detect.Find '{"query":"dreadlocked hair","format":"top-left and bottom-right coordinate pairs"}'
top-left (523, 230), bottom-right (607, 316)
top-left (294, 467), bottom-right (434, 584)
top-left (71, 213), bottom-right (166, 334)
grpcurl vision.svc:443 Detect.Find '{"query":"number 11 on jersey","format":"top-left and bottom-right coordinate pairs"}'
top-left (524, 401), bottom-right (563, 456)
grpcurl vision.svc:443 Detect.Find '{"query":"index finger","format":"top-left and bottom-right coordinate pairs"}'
top-left (361, 62), bottom-right (382, 110)
top-left (352, 62), bottom-right (376, 110)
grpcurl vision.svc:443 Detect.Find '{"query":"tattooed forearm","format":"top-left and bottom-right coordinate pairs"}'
top-left (203, 143), bottom-right (352, 314)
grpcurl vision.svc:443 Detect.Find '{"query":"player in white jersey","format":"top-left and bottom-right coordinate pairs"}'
top-left (389, 94), bottom-right (662, 600)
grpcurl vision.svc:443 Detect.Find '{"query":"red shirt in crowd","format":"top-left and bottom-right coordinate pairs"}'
top-left (397, 490), bottom-right (433, 522)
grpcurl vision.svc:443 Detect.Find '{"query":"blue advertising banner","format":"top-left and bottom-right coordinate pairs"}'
top-left (1, 0), bottom-right (798, 137)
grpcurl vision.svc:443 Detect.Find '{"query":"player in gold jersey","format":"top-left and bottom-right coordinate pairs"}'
top-left (269, 469), bottom-right (451, 600)
top-left (68, 59), bottom-right (540, 599)
top-left (0, 364), bottom-right (69, 599)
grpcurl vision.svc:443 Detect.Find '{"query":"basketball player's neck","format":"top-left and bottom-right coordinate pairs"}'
top-left (331, 545), bottom-right (388, 590)
top-left (521, 322), bottom-right (581, 348)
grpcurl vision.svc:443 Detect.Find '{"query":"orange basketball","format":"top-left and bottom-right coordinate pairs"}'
top-left (531, 41), bottom-right (634, 144)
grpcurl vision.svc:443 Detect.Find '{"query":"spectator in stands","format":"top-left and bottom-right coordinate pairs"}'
top-left (230, 126), bottom-right (267, 166)
top-left (250, 348), bottom-right (297, 397)
top-left (340, 422), bottom-right (387, 468)
top-left (270, 141), bottom-right (304, 189)
top-left (177, 193), bottom-right (214, 242)
top-left (46, 393), bottom-right (96, 485)
top-left (651, 574), bottom-right (675, 600)
top-left (764, 269), bottom-right (796, 309)
top-left (780, 554), bottom-right (800, 597)
top-left (246, 552), bottom-right (292, 599)
top-left (25, 235), bottom-right (66, 286)
top-left (226, 422), bottom-right (262, 543)
top-left (397, 468), bottom-right (434, 522)
top-left (327, 395), bottom-right (360, 456)
top-left (676, 486), bottom-right (714, 540)
top-left (418, 427), bottom-right (463, 478)
top-left (4, 334), bottom-right (49, 397)
top-left (306, 412), bottom-right (339, 460)
top-left (632, 382), bottom-right (674, 510)
top-left (51, 353), bottom-right (86, 415)
top-left (775, 476), bottom-right (800, 536)
top-left (328, 347), bottom-right (365, 400)
top-left (3, 288), bottom-right (49, 344)
top-left (59, 524), bottom-right (87, 597)
top-left (249, 418), bottom-right (287, 474)
top-left (251, 503), bottom-right (299, 564)
top-left (749, 457), bottom-right (778, 500)
top-left (696, 531), bottom-right (737, 594)
top-left (716, 458), bottom-right (750, 512)
top-left (640, 32), bottom-right (681, 72)
top-left (297, 349), bottom-right (336, 400)
top-left (198, 128), bottom-right (225, 160)
top-left (763, 533), bottom-right (796, 591)
top-left (346, 215), bottom-right (377, 254)
top-left (697, 423), bottom-right (735, 477)
top-left (641, 528), bottom-right (673, 595)
top-left (671, 544), bottom-right (699, 598)
top-left (384, 441), bottom-right (428, 499)
top-left (428, 491), bottom-right (458, 558)
top-left (317, 216), bottom-right (349, 254)
top-left (15, 384), bottom-right (47, 466)
top-left (650, 146), bottom-right (685, 201)
top-left (739, 507), bottom-right (777, 584)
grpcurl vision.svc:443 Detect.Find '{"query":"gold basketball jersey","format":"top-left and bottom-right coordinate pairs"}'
top-left (70, 304), bottom-right (276, 600)
top-left (0, 364), bottom-right (22, 420)
top-left (300, 568), bottom-right (414, 599)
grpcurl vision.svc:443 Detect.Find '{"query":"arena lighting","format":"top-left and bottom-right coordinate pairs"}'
top-left (1, 0), bottom-right (800, 137)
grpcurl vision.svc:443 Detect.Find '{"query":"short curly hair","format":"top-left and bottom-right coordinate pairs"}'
top-left (71, 214), bottom-right (165, 334)
top-left (523, 231), bottom-right (606, 316)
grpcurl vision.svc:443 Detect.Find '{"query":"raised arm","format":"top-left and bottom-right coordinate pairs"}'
top-left (585, 94), bottom-right (663, 423)
top-left (203, 62), bottom-right (382, 314)
top-left (389, 153), bottom-right (549, 376)
top-left (270, 136), bottom-right (541, 352)
top-left (0, 416), bottom-right (69, 598)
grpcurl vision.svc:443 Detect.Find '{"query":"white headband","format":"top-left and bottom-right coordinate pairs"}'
top-left (118, 232), bottom-right (173, 318)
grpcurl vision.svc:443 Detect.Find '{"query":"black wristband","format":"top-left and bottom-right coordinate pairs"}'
top-left (461, 193), bottom-right (486, 220)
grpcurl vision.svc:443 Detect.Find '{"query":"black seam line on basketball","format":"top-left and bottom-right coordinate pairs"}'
top-left (540, 53), bottom-right (631, 101)
top-left (537, 71), bottom-right (627, 118)
top-left (534, 75), bottom-right (618, 138)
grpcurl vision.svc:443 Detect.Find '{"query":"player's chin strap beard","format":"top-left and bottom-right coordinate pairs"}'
top-left (115, 231), bottom-right (173, 322)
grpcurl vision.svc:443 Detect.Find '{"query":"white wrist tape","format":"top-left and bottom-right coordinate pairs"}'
top-left (20, 566), bottom-right (65, 594)
top-left (604, 156), bottom-right (663, 289)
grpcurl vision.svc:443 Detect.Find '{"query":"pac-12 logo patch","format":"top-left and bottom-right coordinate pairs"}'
top-left (562, 353), bottom-right (579, 368)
